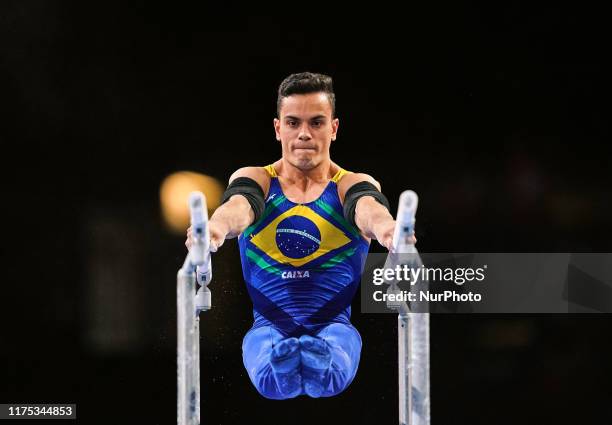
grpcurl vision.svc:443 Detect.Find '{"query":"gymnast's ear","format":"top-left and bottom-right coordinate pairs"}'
top-left (273, 118), bottom-right (281, 141)
top-left (331, 117), bottom-right (339, 141)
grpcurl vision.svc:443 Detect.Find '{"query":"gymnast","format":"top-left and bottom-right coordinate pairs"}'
top-left (186, 72), bottom-right (416, 399)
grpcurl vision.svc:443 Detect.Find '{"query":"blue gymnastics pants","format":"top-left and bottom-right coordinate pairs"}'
top-left (242, 323), bottom-right (362, 399)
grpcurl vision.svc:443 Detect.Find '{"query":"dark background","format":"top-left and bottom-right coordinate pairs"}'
top-left (1, 2), bottom-right (610, 424)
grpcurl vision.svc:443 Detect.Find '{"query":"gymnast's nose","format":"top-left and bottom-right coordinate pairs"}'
top-left (298, 123), bottom-right (312, 141)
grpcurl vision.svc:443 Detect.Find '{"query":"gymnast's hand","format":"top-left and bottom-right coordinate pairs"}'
top-left (372, 218), bottom-right (417, 252)
top-left (185, 221), bottom-right (227, 253)
top-left (207, 220), bottom-right (227, 252)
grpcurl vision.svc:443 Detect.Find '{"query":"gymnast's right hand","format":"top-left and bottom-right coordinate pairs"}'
top-left (185, 221), bottom-right (226, 253)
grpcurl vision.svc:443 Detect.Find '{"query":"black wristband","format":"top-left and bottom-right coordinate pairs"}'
top-left (221, 177), bottom-right (266, 222)
top-left (343, 181), bottom-right (391, 227)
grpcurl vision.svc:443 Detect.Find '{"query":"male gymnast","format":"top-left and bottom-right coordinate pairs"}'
top-left (186, 72), bottom-right (416, 399)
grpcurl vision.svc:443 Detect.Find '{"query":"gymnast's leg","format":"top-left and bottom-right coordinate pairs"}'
top-left (242, 326), bottom-right (302, 400)
top-left (300, 323), bottom-right (362, 398)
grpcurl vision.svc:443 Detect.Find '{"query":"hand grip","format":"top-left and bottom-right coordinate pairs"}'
top-left (189, 191), bottom-right (209, 267)
top-left (392, 190), bottom-right (418, 252)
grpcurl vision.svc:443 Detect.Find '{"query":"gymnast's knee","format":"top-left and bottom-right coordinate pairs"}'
top-left (242, 327), bottom-right (301, 400)
top-left (310, 324), bottom-right (363, 397)
top-left (254, 375), bottom-right (294, 400)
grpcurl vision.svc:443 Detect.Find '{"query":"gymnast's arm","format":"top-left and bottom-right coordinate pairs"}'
top-left (186, 167), bottom-right (270, 252)
top-left (338, 173), bottom-right (416, 251)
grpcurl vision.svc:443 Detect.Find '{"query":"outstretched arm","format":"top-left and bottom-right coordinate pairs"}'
top-left (338, 173), bottom-right (416, 251)
top-left (186, 167), bottom-right (270, 251)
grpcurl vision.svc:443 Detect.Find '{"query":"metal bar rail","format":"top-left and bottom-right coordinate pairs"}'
top-left (177, 192), bottom-right (212, 425)
top-left (387, 191), bottom-right (431, 425)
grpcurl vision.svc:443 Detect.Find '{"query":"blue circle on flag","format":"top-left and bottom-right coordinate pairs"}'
top-left (275, 216), bottom-right (321, 259)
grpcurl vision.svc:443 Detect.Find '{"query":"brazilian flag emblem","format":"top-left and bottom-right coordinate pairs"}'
top-left (250, 205), bottom-right (351, 267)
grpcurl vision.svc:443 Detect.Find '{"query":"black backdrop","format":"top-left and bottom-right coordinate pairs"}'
top-left (1, 3), bottom-right (610, 424)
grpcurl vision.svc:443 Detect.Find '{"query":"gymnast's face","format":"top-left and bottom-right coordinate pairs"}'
top-left (274, 92), bottom-right (339, 171)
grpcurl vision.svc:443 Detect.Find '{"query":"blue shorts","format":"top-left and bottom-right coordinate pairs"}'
top-left (242, 323), bottom-right (362, 399)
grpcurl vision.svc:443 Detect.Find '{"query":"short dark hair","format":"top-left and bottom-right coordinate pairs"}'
top-left (277, 72), bottom-right (336, 118)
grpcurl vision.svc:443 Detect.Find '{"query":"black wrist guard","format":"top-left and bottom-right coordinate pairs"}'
top-left (343, 181), bottom-right (391, 227)
top-left (221, 177), bottom-right (265, 222)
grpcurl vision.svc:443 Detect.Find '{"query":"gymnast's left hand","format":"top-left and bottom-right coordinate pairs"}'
top-left (373, 218), bottom-right (416, 251)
